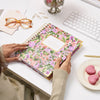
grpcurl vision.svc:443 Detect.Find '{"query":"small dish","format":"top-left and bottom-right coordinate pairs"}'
top-left (78, 59), bottom-right (100, 90)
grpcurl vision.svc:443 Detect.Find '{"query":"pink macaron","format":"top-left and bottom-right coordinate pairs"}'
top-left (88, 75), bottom-right (99, 85)
top-left (85, 65), bottom-right (96, 75)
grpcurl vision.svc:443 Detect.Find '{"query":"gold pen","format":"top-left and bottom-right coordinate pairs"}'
top-left (84, 55), bottom-right (100, 58)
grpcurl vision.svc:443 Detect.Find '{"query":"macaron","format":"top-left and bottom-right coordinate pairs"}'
top-left (88, 75), bottom-right (99, 85)
top-left (85, 65), bottom-right (96, 75)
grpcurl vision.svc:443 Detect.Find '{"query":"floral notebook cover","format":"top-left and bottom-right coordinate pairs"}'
top-left (17, 23), bottom-right (82, 78)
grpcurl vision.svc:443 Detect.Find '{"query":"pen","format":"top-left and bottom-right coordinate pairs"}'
top-left (84, 55), bottom-right (100, 58)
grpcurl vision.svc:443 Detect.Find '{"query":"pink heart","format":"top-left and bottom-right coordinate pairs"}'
top-left (88, 75), bottom-right (99, 85)
top-left (85, 65), bottom-right (96, 75)
top-left (98, 71), bottom-right (100, 77)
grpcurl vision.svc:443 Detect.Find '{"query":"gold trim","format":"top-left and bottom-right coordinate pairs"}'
top-left (84, 55), bottom-right (100, 58)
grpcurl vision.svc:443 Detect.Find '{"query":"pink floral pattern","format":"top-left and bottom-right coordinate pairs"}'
top-left (17, 23), bottom-right (82, 78)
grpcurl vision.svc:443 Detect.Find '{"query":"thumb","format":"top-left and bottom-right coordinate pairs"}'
top-left (5, 57), bottom-right (19, 62)
top-left (54, 56), bottom-right (62, 69)
top-left (65, 53), bottom-right (71, 63)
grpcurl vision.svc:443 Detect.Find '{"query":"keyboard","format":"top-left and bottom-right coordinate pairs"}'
top-left (63, 12), bottom-right (100, 42)
top-left (82, 0), bottom-right (100, 8)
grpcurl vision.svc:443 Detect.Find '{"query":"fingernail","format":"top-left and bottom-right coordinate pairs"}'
top-left (59, 54), bottom-right (62, 58)
top-left (69, 52), bottom-right (72, 54)
top-left (18, 57), bottom-right (22, 61)
top-left (25, 43), bottom-right (29, 45)
top-left (26, 46), bottom-right (28, 49)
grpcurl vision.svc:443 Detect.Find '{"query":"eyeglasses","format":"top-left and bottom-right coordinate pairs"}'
top-left (5, 18), bottom-right (32, 29)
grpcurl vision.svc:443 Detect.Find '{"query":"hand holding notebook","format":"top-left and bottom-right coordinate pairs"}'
top-left (16, 23), bottom-right (82, 79)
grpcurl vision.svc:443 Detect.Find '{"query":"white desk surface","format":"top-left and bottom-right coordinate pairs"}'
top-left (0, 0), bottom-right (100, 99)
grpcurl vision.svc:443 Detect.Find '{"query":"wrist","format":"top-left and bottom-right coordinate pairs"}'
top-left (53, 69), bottom-right (68, 79)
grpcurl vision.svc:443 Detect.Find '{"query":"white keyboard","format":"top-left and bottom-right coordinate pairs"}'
top-left (63, 12), bottom-right (100, 42)
top-left (82, 0), bottom-right (100, 8)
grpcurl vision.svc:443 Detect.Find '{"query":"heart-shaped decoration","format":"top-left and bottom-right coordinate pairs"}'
top-left (88, 75), bottom-right (99, 85)
top-left (85, 65), bottom-right (96, 75)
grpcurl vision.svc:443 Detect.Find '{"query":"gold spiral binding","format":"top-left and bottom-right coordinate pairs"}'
top-left (24, 23), bottom-right (49, 43)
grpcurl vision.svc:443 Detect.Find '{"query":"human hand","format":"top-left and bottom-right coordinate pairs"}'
top-left (2, 43), bottom-right (28, 62)
top-left (54, 53), bottom-right (71, 74)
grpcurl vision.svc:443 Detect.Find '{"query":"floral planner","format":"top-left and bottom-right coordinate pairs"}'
top-left (17, 23), bottom-right (82, 78)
